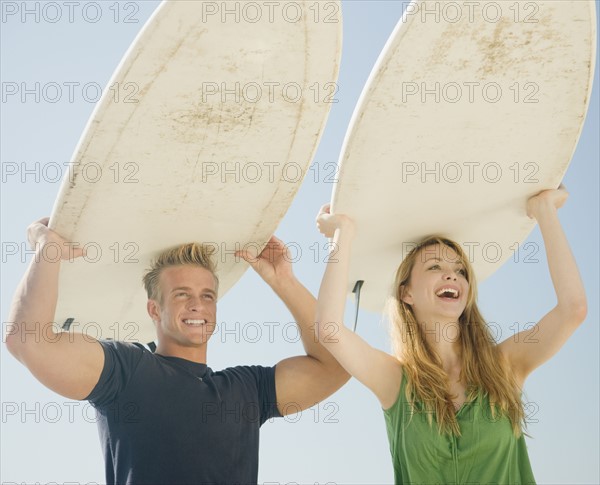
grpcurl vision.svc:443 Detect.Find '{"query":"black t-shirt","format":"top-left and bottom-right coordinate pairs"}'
top-left (86, 340), bottom-right (281, 485)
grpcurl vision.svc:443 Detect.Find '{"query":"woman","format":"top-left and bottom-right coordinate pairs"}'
top-left (315, 186), bottom-right (586, 484)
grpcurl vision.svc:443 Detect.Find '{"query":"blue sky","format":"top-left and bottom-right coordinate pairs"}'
top-left (1, 1), bottom-right (598, 483)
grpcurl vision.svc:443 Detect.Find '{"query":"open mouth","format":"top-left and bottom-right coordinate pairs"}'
top-left (183, 319), bottom-right (207, 327)
top-left (435, 287), bottom-right (459, 300)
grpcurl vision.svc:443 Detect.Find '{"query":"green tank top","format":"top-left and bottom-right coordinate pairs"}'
top-left (383, 373), bottom-right (536, 484)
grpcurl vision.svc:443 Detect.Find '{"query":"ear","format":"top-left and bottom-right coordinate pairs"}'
top-left (147, 299), bottom-right (161, 325)
top-left (400, 285), bottom-right (414, 305)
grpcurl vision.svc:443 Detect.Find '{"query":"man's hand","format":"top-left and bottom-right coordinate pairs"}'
top-left (237, 232), bottom-right (350, 415)
top-left (6, 217), bottom-right (103, 401)
top-left (27, 217), bottom-right (86, 260)
top-left (237, 236), bottom-right (293, 290)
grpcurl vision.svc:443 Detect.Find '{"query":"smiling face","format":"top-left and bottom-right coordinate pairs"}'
top-left (401, 243), bottom-right (469, 324)
top-left (147, 265), bottom-right (218, 350)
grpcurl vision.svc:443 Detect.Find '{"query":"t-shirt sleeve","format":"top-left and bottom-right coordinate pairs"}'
top-left (249, 365), bottom-right (281, 425)
top-left (85, 340), bottom-right (145, 408)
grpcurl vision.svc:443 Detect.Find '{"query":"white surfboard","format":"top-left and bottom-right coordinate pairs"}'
top-left (50, 0), bottom-right (342, 343)
top-left (332, 0), bottom-right (596, 314)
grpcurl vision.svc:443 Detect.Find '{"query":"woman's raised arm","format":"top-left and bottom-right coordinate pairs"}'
top-left (498, 186), bottom-right (587, 384)
top-left (315, 205), bottom-right (403, 409)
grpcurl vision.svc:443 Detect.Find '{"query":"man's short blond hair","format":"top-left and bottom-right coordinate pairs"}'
top-left (142, 243), bottom-right (219, 303)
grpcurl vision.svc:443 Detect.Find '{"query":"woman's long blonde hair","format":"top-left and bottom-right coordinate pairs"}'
top-left (388, 236), bottom-right (525, 436)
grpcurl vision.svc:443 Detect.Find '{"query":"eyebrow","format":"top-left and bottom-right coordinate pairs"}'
top-left (423, 257), bottom-right (464, 266)
top-left (422, 256), bottom-right (443, 263)
top-left (170, 287), bottom-right (217, 295)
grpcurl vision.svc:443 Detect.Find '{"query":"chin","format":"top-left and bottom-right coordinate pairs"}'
top-left (190, 334), bottom-right (214, 346)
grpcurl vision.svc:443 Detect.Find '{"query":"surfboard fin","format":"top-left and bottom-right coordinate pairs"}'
top-left (62, 318), bottom-right (74, 331)
top-left (352, 281), bottom-right (364, 332)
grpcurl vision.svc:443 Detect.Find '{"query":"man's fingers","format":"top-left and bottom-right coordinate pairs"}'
top-left (265, 236), bottom-right (286, 251)
top-left (235, 250), bottom-right (254, 263)
top-left (237, 238), bottom-right (290, 266)
top-left (28, 217), bottom-right (50, 231)
top-left (267, 235), bottom-right (279, 244)
top-left (72, 246), bottom-right (87, 259)
top-left (259, 238), bottom-right (289, 261)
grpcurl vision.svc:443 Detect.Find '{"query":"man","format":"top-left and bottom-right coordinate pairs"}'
top-left (5, 218), bottom-right (349, 484)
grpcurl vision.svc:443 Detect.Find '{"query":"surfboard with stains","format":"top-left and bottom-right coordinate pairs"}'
top-left (50, 0), bottom-right (342, 343)
top-left (331, 0), bottom-right (596, 313)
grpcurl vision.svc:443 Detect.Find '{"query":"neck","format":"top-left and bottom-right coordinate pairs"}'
top-left (420, 318), bottom-right (462, 371)
top-left (155, 341), bottom-right (208, 364)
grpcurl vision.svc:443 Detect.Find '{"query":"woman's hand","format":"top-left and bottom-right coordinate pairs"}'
top-left (316, 204), bottom-right (355, 239)
top-left (526, 184), bottom-right (568, 220)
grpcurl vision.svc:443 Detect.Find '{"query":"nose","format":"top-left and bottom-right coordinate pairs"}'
top-left (186, 296), bottom-right (203, 311)
top-left (443, 271), bottom-right (458, 281)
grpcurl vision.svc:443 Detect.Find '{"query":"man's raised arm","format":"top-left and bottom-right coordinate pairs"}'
top-left (5, 218), bottom-right (105, 400)
top-left (238, 236), bottom-right (350, 415)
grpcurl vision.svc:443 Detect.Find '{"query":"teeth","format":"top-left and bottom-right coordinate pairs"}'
top-left (184, 319), bottom-right (206, 326)
top-left (436, 288), bottom-right (458, 298)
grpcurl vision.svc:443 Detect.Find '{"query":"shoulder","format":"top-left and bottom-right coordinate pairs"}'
top-left (97, 339), bottom-right (147, 353)
top-left (215, 364), bottom-right (276, 383)
top-left (213, 365), bottom-right (278, 402)
top-left (84, 341), bottom-right (150, 405)
top-left (212, 365), bottom-right (277, 400)
top-left (212, 365), bottom-right (280, 423)
top-left (95, 340), bottom-right (151, 373)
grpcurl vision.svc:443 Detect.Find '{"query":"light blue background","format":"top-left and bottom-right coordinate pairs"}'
top-left (1, 1), bottom-right (598, 483)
